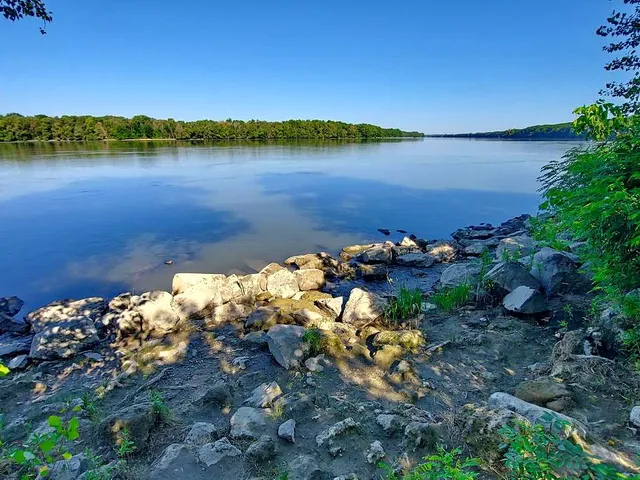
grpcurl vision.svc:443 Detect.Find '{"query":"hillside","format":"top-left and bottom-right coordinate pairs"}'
top-left (428, 122), bottom-right (585, 140)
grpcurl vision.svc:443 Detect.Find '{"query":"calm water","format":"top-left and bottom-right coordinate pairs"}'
top-left (0, 139), bottom-right (579, 314)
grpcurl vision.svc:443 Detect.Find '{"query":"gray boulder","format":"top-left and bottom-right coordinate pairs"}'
top-left (630, 406), bottom-right (640, 428)
top-left (358, 263), bottom-right (388, 281)
top-left (197, 437), bottom-right (242, 467)
top-left (245, 435), bottom-right (276, 463)
top-left (425, 241), bottom-right (457, 262)
top-left (185, 422), bottom-right (218, 446)
top-left (99, 403), bottom-right (156, 448)
top-left (266, 324), bottom-right (308, 369)
top-left (294, 269), bottom-right (326, 291)
top-left (133, 291), bottom-right (182, 332)
top-left (245, 381), bottom-right (283, 408)
top-left (496, 235), bottom-right (536, 260)
top-left (173, 276), bottom-right (237, 319)
top-left (230, 407), bottom-right (267, 440)
top-left (395, 252), bottom-right (436, 268)
top-left (289, 455), bottom-right (330, 480)
top-left (0, 312), bottom-right (29, 334)
top-left (342, 288), bottom-right (385, 328)
top-left (439, 263), bottom-right (482, 288)
top-left (8, 354), bottom-right (28, 370)
top-left (0, 296), bottom-right (24, 317)
top-left (278, 419), bottom-right (296, 443)
top-left (314, 297), bottom-right (343, 318)
top-left (503, 286), bottom-right (548, 315)
top-left (0, 332), bottom-right (32, 357)
top-left (531, 247), bottom-right (588, 296)
top-left (359, 246), bottom-right (393, 264)
top-left (150, 444), bottom-right (191, 479)
top-left (485, 261), bottom-right (541, 294)
top-left (38, 453), bottom-right (89, 480)
top-left (515, 377), bottom-right (571, 407)
top-left (245, 307), bottom-right (280, 331)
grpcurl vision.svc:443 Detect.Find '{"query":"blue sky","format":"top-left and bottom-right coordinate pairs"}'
top-left (0, 0), bottom-right (618, 133)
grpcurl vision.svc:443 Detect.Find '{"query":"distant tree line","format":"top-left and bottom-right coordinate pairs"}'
top-left (0, 114), bottom-right (424, 142)
top-left (427, 122), bottom-right (585, 140)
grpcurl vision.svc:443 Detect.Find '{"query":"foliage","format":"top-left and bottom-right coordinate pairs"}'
top-left (81, 392), bottom-right (100, 423)
top-left (428, 122), bottom-right (583, 140)
top-left (302, 328), bottom-right (325, 357)
top-left (596, 0), bottom-right (640, 113)
top-left (528, 216), bottom-right (571, 252)
top-left (0, 114), bottom-right (424, 142)
top-left (1, 415), bottom-right (80, 479)
top-left (430, 283), bottom-right (473, 312)
top-left (0, 362), bottom-right (8, 376)
top-left (0, 0), bottom-right (51, 34)
top-left (383, 286), bottom-right (423, 325)
top-left (500, 414), bottom-right (640, 479)
top-left (116, 428), bottom-right (136, 459)
top-left (380, 446), bottom-right (479, 480)
top-left (149, 391), bottom-right (172, 422)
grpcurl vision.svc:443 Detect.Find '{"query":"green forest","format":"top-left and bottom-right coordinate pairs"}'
top-left (0, 113), bottom-right (424, 142)
top-left (428, 122), bottom-right (585, 140)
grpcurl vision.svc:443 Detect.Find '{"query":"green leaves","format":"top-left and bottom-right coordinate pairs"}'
top-left (0, 362), bottom-right (9, 376)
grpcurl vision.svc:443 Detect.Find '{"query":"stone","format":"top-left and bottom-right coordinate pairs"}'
top-left (267, 269), bottom-right (300, 299)
top-left (278, 419), bottom-right (296, 442)
top-left (150, 444), bottom-right (191, 479)
top-left (342, 288), bottom-right (385, 328)
top-left (365, 440), bottom-right (386, 464)
top-left (0, 312), bottom-right (29, 334)
top-left (315, 297), bottom-right (343, 318)
top-left (400, 236), bottom-right (420, 248)
top-left (373, 345), bottom-right (404, 369)
top-left (234, 274), bottom-right (266, 304)
top-left (360, 246), bottom-right (393, 264)
top-left (630, 407), bottom-right (640, 428)
top-left (0, 333), bottom-right (31, 357)
top-left (173, 276), bottom-right (237, 319)
top-left (358, 263), bottom-right (388, 281)
top-left (245, 307), bottom-right (280, 331)
top-left (289, 454), bottom-right (329, 480)
top-left (439, 263), bottom-right (482, 288)
top-left (376, 414), bottom-right (406, 436)
top-left (266, 324), bottom-right (308, 370)
top-left (452, 226), bottom-right (496, 241)
top-left (39, 453), bottom-right (89, 480)
top-left (185, 422), bottom-right (218, 446)
top-left (531, 247), bottom-right (588, 296)
top-left (515, 377), bottom-right (571, 406)
top-left (245, 435), bottom-right (276, 463)
top-left (243, 331), bottom-right (269, 347)
top-left (316, 418), bottom-right (360, 447)
top-left (463, 242), bottom-right (490, 256)
top-left (305, 355), bottom-right (325, 372)
top-left (496, 235), bottom-right (536, 260)
top-left (171, 273), bottom-right (226, 295)
top-left (197, 437), bottom-right (242, 467)
top-left (285, 252), bottom-right (340, 273)
top-left (133, 291), bottom-right (182, 332)
top-left (395, 252), bottom-right (436, 268)
top-left (8, 354), bottom-right (28, 369)
top-left (0, 296), bottom-right (24, 317)
top-left (83, 352), bottom-right (103, 362)
top-left (230, 407), bottom-right (267, 439)
top-left (201, 381), bottom-right (233, 408)
top-left (294, 269), bottom-right (326, 291)
top-left (291, 309), bottom-right (326, 327)
top-left (207, 302), bottom-right (252, 327)
top-left (373, 330), bottom-right (425, 349)
top-left (245, 381), bottom-right (283, 408)
top-left (99, 403), bottom-right (156, 448)
top-left (503, 286), bottom-right (548, 315)
top-left (403, 422), bottom-right (439, 450)
top-left (425, 241), bottom-right (457, 262)
top-left (485, 261), bottom-right (541, 294)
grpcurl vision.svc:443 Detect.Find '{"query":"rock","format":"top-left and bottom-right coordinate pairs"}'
top-left (285, 252), bottom-right (341, 274)
top-left (289, 454), bottom-right (330, 480)
top-left (485, 261), bottom-right (541, 295)
top-left (305, 355), bottom-right (325, 372)
top-left (278, 419), bottom-right (296, 442)
top-left (503, 286), bottom-right (548, 315)
top-left (185, 422), bottom-right (218, 446)
top-left (266, 269), bottom-right (300, 299)
top-left (40, 453), bottom-right (89, 480)
top-left (496, 235), bottom-right (535, 260)
top-left (630, 407), bottom-right (640, 428)
top-left (243, 331), bottom-right (269, 347)
top-left (28, 298), bottom-right (106, 360)
top-left (78, 462), bottom-right (118, 480)
top-left (395, 252), bottom-right (436, 268)
top-left (83, 352), bottom-right (103, 362)
top-left (546, 396), bottom-right (574, 412)
top-left (488, 392), bottom-right (587, 436)
top-left (439, 263), bottom-right (482, 288)
top-left (373, 330), bottom-right (425, 349)
top-left (171, 273), bottom-right (226, 295)
top-left (403, 422), bottom-right (439, 450)
top-left (133, 291), bottom-right (182, 332)
top-left (245, 307), bottom-right (281, 331)
top-left (0, 296), bottom-right (24, 317)
top-left (8, 354), bottom-right (28, 369)
top-left (378, 228), bottom-right (391, 236)
top-left (530, 247), bottom-right (588, 296)
top-left (360, 246), bottom-right (393, 264)
top-left (173, 276), bottom-right (238, 319)
top-left (207, 302), bottom-right (252, 327)
top-left (515, 377), bottom-right (571, 406)
top-left (245, 381), bottom-right (283, 408)
top-left (342, 288), bottom-right (385, 328)
top-left (452, 225), bottom-right (496, 241)
top-left (463, 242), bottom-right (491, 256)
top-left (315, 297), bottom-right (343, 318)
top-left (150, 444), bottom-right (191, 478)
top-left (316, 418), bottom-right (360, 447)
top-left (99, 402), bottom-right (156, 448)
top-left (294, 269), bottom-right (326, 291)
top-left (425, 241), bottom-right (457, 262)
top-left (200, 381), bottom-right (233, 408)
top-left (0, 312), bottom-right (29, 334)
top-left (230, 407), bottom-right (267, 439)
top-left (373, 345), bottom-right (404, 369)
top-left (245, 435), bottom-right (276, 463)
top-left (400, 236), bottom-right (420, 248)
top-left (376, 414), bottom-right (406, 436)
top-left (234, 274), bottom-right (266, 304)
top-left (365, 440), bottom-right (386, 464)
top-left (0, 333), bottom-right (31, 357)
top-left (197, 437), bottom-right (242, 467)
top-left (266, 324), bottom-right (308, 370)
top-left (260, 262), bottom-right (286, 276)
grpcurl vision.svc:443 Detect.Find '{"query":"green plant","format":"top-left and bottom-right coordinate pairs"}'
top-left (528, 216), bottom-right (571, 252)
top-left (116, 428), bottom-right (136, 459)
top-left (81, 392), bottom-right (101, 423)
top-left (149, 391), bottom-right (172, 422)
top-left (274, 473), bottom-right (289, 480)
top-left (303, 328), bottom-right (324, 356)
top-left (0, 362), bottom-right (9, 377)
top-left (500, 414), bottom-right (640, 479)
top-left (379, 446), bottom-right (479, 479)
top-left (383, 285), bottom-right (423, 325)
top-left (430, 283), bottom-right (473, 312)
top-left (1, 415), bottom-right (80, 479)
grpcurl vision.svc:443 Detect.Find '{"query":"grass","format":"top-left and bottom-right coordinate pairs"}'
top-left (81, 391), bottom-right (101, 423)
top-left (383, 285), bottom-right (423, 326)
top-left (149, 390), bottom-right (172, 423)
top-left (302, 328), bottom-right (324, 356)
top-left (430, 283), bottom-right (473, 312)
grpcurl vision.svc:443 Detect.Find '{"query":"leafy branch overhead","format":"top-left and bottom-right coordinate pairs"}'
top-left (0, 0), bottom-right (52, 33)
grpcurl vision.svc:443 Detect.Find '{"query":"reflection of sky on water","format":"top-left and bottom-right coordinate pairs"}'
top-left (0, 139), bottom-right (578, 314)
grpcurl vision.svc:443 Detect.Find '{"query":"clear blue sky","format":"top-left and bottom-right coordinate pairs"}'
top-left (0, 0), bottom-right (619, 133)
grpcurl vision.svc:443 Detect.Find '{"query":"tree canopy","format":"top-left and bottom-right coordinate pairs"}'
top-left (0, 0), bottom-right (51, 33)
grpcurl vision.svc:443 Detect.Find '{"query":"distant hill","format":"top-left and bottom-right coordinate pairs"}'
top-left (427, 122), bottom-right (585, 140)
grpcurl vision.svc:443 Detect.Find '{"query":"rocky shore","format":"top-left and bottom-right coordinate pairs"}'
top-left (1, 214), bottom-right (639, 479)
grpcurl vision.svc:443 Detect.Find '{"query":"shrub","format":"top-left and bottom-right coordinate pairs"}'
top-left (149, 390), bottom-right (172, 422)
top-left (383, 285), bottom-right (423, 326)
top-left (430, 283), bottom-right (473, 312)
top-left (379, 446), bottom-right (479, 479)
top-left (0, 362), bottom-right (8, 376)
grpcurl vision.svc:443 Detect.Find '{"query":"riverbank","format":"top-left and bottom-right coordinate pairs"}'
top-left (1, 214), bottom-right (638, 479)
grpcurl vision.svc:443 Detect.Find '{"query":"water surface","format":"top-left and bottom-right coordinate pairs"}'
top-left (0, 139), bottom-right (579, 313)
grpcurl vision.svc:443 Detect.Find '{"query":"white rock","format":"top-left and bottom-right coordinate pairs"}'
top-left (185, 422), bottom-right (217, 446)
top-left (342, 288), bottom-right (385, 328)
top-left (245, 381), bottom-right (283, 408)
top-left (230, 407), bottom-right (267, 439)
top-left (266, 269), bottom-right (300, 299)
top-left (293, 269), bottom-right (326, 291)
top-left (197, 437), bottom-right (242, 467)
top-left (8, 354), bottom-right (28, 370)
top-left (316, 418), bottom-right (360, 447)
top-left (365, 440), bottom-right (386, 464)
top-left (630, 406), bottom-right (640, 428)
top-left (266, 324), bottom-right (307, 370)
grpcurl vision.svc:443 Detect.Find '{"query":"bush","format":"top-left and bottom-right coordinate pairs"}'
top-left (379, 446), bottom-right (479, 479)
top-left (430, 283), bottom-right (473, 312)
top-left (383, 285), bottom-right (423, 326)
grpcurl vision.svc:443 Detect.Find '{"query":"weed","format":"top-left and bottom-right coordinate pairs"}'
top-left (430, 283), bottom-right (473, 312)
top-left (383, 285), bottom-right (423, 326)
top-left (0, 362), bottom-right (8, 377)
top-left (274, 473), bottom-right (289, 480)
top-left (303, 328), bottom-right (324, 356)
top-left (116, 428), bottom-right (136, 459)
top-left (81, 392), bottom-right (101, 423)
top-left (267, 402), bottom-right (285, 420)
top-left (379, 446), bottom-right (479, 479)
top-left (149, 390), bottom-right (172, 422)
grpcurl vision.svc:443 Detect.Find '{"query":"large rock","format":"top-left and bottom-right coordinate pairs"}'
top-left (485, 261), bottom-right (541, 294)
top-left (314, 297), bottom-right (343, 318)
top-left (229, 407), bottom-right (267, 440)
top-left (289, 455), bottom-right (330, 480)
top-left (342, 288), bottom-right (385, 328)
top-left (28, 298), bottom-right (105, 360)
top-left (245, 435), bottom-right (276, 463)
top-left (185, 422), bottom-right (218, 446)
top-left (99, 403), bottom-right (156, 448)
top-left (266, 269), bottom-right (300, 299)
top-left (503, 286), bottom-right (548, 315)
top-left (531, 247), bottom-right (588, 296)
top-left (285, 252), bottom-right (340, 273)
top-left (515, 377), bottom-right (571, 407)
top-left (395, 252), bottom-right (436, 268)
top-left (425, 241), bottom-right (457, 263)
top-left (316, 418), bottom-right (360, 447)
top-left (245, 307), bottom-right (281, 331)
top-left (0, 296), bottom-right (24, 317)
top-left (39, 453), bottom-right (89, 480)
top-left (132, 291), bottom-right (182, 333)
top-left (266, 324), bottom-right (308, 369)
top-left (150, 444), bottom-right (191, 479)
top-left (358, 263), bottom-right (388, 281)
top-left (630, 407), bottom-right (640, 428)
top-left (373, 330), bottom-right (425, 349)
top-left (439, 263), bottom-right (482, 288)
top-left (206, 302), bottom-right (252, 327)
top-left (278, 419), bottom-right (296, 443)
top-left (359, 246), bottom-right (393, 264)
top-left (0, 332), bottom-right (32, 357)
top-left (197, 437), bottom-right (242, 467)
top-left (0, 312), bottom-right (29, 334)
top-left (496, 235), bottom-right (535, 260)
top-left (452, 225), bottom-right (496, 241)
top-left (171, 273), bottom-right (226, 295)
top-left (173, 276), bottom-right (237, 319)
top-left (245, 381), bottom-right (283, 408)
top-left (294, 269), bottom-right (326, 291)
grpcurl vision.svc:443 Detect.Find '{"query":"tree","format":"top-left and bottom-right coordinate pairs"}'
top-left (597, 0), bottom-right (640, 113)
top-left (1, 0), bottom-right (52, 34)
